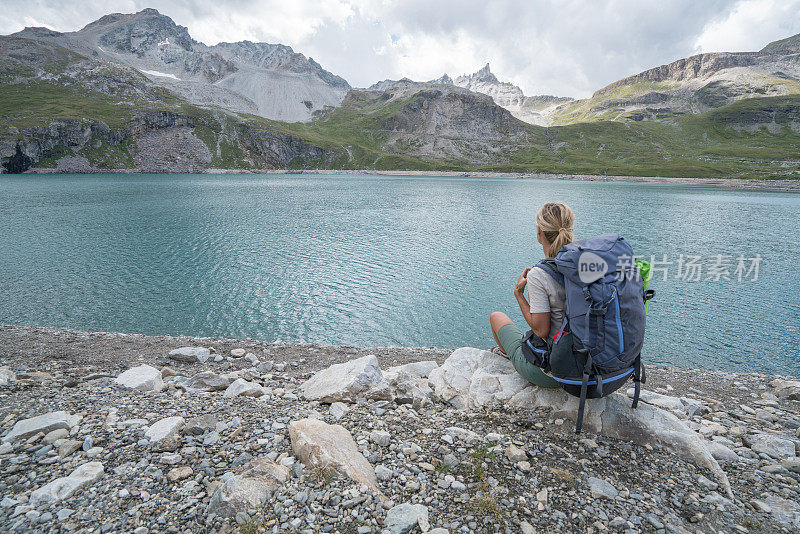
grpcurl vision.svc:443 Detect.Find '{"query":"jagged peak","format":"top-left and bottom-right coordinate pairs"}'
top-left (457, 63), bottom-right (499, 85)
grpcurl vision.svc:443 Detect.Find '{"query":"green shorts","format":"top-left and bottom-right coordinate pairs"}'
top-left (498, 323), bottom-right (559, 388)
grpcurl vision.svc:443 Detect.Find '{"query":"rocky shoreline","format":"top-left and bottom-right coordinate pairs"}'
top-left (18, 168), bottom-right (800, 193)
top-left (1, 324), bottom-right (799, 533)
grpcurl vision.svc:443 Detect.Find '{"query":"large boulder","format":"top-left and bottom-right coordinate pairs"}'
top-left (114, 365), bottom-right (164, 392)
top-left (2, 411), bottom-right (81, 443)
top-left (428, 348), bottom-right (528, 410)
top-left (771, 379), bottom-right (800, 400)
top-left (186, 371), bottom-right (237, 392)
top-left (168, 347), bottom-right (211, 364)
top-left (508, 386), bottom-right (733, 498)
top-left (435, 348), bottom-right (733, 498)
top-left (29, 462), bottom-right (104, 506)
top-left (299, 355), bottom-right (390, 403)
top-left (289, 418), bottom-right (380, 494)
top-left (207, 457), bottom-right (290, 518)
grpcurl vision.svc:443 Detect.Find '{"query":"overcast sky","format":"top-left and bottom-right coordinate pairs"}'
top-left (3, 0), bottom-right (800, 97)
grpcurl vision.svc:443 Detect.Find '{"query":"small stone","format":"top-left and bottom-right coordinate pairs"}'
top-left (505, 444), bottom-right (526, 463)
top-left (384, 503), bottom-right (430, 534)
top-left (223, 378), bottom-right (265, 398)
top-left (375, 464), bottom-right (393, 481)
top-left (58, 440), bottom-right (82, 458)
top-left (167, 466), bottom-right (193, 482)
top-left (370, 430), bottom-right (391, 447)
top-left (169, 347), bottom-right (211, 363)
top-left (161, 367), bottom-right (177, 378)
top-left (145, 417), bottom-right (185, 444)
top-left (329, 402), bottom-right (349, 421)
top-left (114, 365), bottom-right (164, 392)
top-left (43, 428), bottom-right (69, 445)
top-left (230, 348), bottom-right (246, 358)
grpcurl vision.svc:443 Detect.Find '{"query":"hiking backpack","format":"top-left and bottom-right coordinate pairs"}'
top-left (522, 233), bottom-right (654, 433)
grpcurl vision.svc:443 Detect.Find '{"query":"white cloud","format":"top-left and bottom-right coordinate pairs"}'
top-left (694, 0), bottom-right (800, 54)
top-left (2, 0), bottom-right (799, 97)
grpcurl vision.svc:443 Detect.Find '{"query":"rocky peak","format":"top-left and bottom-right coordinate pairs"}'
top-left (455, 63), bottom-right (500, 86)
top-left (428, 73), bottom-right (453, 85)
top-left (761, 33), bottom-right (800, 54)
top-left (78, 8), bottom-right (195, 55)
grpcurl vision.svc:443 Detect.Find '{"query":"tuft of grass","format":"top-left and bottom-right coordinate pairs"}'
top-left (238, 518), bottom-right (262, 534)
top-left (310, 466), bottom-right (337, 486)
top-left (470, 494), bottom-right (506, 525)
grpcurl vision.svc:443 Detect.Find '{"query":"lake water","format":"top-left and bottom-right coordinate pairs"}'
top-left (1, 173), bottom-right (798, 376)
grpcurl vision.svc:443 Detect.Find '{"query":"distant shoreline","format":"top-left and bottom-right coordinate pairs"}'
top-left (22, 167), bottom-right (800, 192)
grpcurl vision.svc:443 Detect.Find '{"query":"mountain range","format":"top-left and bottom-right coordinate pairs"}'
top-left (1, 8), bottom-right (799, 179)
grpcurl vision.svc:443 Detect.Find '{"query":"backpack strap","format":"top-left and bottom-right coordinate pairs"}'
top-left (631, 354), bottom-right (645, 409)
top-left (534, 258), bottom-right (564, 286)
top-left (574, 349), bottom-right (592, 434)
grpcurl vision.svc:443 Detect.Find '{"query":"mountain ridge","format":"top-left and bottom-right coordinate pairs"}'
top-left (1, 10), bottom-right (799, 179)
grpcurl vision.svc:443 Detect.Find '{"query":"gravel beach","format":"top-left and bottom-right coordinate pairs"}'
top-left (1, 324), bottom-right (799, 533)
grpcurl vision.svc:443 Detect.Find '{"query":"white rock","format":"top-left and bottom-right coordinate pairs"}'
top-left (329, 402), bottom-right (349, 421)
top-left (114, 365), bottom-right (164, 392)
top-left (29, 462), bottom-right (104, 506)
top-left (168, 347), bottom-right (211, 363)
top-left (244, 353), bottom-right (260, 365)
top-left (624, 388), bottom-right (704, 416)
top-left (505, 444), bottom-right (527, 463)
top-left (2, 411), bottom-right (79, 443)
top-left (0, 367), bottom-right (15, 386)
top-left (384, 503), bottom-right (430, 534)
top-left (230, 348), bottom-right (246, 358)
top-left (752, 495), bottom-right (800, 529)
top-left (495, 372), bottom-right (734, 498)
top-left (588, 476), bottom-right (618, 500)
top-left (299, 355), bottom-right (390, 403)
top-left (743, 433), bottom-right (796, 459)
top-left (383, 361), bottom-right (439, 381)
top-left (145, 417), bottom-right (185, 443)
top-left (428, 348), bottom-right (528, 410)
top-left (705, 440), bottom-right (740, 464)
top-left (445, 427), bottom-right (480, 443)
top-left (207, 457), bottom-right (289, 518)
top-left (771, 379), bottom-right (800, 400)
top-left (370, 430), bottom-right (391, 447)
top-left (223, 378), bottom-right (265, 398)
top-left (289, 418), bottom-right (380, 493)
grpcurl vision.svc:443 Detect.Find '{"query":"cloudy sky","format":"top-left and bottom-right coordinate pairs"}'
top-left (3, 0), bottom-right (800, 97)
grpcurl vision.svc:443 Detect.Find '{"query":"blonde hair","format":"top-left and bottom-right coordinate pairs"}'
top-left (536, 202), bottom-right (575, 257)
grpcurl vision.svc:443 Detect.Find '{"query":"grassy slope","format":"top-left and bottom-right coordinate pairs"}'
top-left (2, 78), bottom-right (799, 179)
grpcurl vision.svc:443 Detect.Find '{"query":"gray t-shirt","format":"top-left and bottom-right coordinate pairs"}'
top-left (526, 266), bottom-right (566, 338)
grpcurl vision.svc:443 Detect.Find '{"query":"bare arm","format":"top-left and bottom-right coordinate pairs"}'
top-left (514, 268), bottom-right (551, 339)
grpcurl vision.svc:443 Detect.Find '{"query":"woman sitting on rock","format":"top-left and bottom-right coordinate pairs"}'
top-left (489, 201), bottom-right (575, 388)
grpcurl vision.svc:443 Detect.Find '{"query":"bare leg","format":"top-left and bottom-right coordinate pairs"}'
top-left (489, 311), bottom-right (514, 355)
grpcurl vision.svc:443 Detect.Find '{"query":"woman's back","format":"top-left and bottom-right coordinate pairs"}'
top-left (526, 266), bottom-right (566, 339)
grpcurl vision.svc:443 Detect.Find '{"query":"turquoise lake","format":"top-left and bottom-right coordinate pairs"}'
top-left (1, 173), bottom-right (798, 376)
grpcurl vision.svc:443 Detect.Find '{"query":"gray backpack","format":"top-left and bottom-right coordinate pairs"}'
top-left (523, 233), bottom-right (654, 433)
